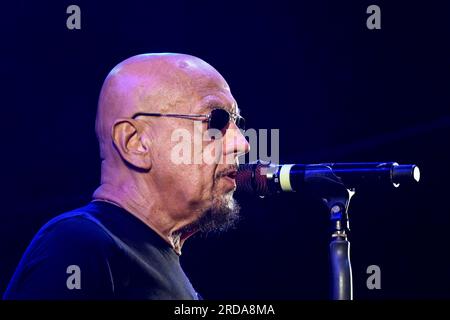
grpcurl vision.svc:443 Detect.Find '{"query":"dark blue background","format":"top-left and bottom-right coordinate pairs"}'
top-left (1, 0), bottom-right (449, 299)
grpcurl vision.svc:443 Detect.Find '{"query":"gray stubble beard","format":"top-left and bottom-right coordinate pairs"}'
top-left (178, 183), bottom-right (241, 236)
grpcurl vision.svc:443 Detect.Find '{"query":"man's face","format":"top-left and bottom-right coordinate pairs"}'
top-left (142, 76), bottom-right (250, 233)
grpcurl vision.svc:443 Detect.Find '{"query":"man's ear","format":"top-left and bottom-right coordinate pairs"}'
top-left (111, 119), bottom-right (152, 171)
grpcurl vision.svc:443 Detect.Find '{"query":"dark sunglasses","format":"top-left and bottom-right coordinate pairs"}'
top-left (132, 108), bottom-right (245, 131)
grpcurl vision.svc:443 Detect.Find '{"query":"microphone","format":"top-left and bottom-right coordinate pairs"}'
top-left (236, 161), bottom-right (420, 196)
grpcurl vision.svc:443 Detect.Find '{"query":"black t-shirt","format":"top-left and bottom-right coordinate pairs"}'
top-left (3, 201), bottom-right (200, 300)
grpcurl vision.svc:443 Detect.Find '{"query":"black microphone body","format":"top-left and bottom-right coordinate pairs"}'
top-left (236, 161), bottom-right (420, 196)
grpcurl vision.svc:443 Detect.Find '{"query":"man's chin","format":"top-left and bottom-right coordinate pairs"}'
top-left (181, 194), bottom-right (241, 235)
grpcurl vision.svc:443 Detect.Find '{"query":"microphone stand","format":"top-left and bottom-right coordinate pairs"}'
top-left (302, 165), bottom-right (355, 300)
top-left (322, 187), bottom-right (355, 300)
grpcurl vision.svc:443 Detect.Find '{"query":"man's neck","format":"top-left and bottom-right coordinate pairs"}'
top-left (92, 182), bottom-right (197, 255)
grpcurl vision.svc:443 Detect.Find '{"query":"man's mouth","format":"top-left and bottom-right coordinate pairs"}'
top-left (219, 166), bottom-right (238, 179)
top-left (217, 166), bottom-right (238, 190)
top-left (225, 170), bottom-right (237, 179)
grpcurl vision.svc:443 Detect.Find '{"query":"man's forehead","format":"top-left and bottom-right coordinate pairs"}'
top-left (185, 69), bottom-right (238, 112)
top-left (196, 94), bottom-right (239, 114)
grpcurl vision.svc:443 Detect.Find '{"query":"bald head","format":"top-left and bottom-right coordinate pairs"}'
top-left (93, 53), bottom-right (249, 249)
top-left (96, 53), bottom-right (233, 160)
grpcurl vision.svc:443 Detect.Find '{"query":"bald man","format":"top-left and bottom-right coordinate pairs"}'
top-left (4, 53), bottom-right (249, 300)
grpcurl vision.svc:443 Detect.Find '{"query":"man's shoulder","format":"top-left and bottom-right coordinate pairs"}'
top-left (31, 203), bottom-right (117, 252)
top-left (3, 203), bottom-right (120, 299)
top-left (43, 203), bottom-right (104, 229)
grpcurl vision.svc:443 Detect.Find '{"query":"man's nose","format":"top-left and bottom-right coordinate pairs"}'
top-left (223, 122), bottom-right (250, 157)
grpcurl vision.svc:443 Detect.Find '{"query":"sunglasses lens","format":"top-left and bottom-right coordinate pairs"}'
top-left (209, 109), bottom-right (230, 130)
top-left (235, 116), bottom-right (245, 130)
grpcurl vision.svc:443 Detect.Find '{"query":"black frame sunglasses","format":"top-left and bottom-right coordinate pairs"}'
top-left (131, 108), bottom-right (245, 131)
